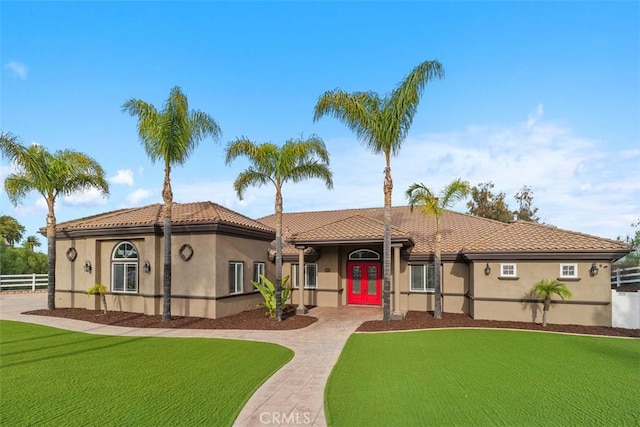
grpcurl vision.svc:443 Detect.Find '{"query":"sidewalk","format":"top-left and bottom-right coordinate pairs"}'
top-left (0, 293), bottom-right (381, 426)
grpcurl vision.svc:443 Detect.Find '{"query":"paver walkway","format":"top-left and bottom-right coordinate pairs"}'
top-left (0, 293), bottom-right (381, 426)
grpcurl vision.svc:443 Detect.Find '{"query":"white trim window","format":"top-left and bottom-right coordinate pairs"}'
top-left (500, 263), bottom-right (517, 278)
top-left (292, 263), bottom-right (317, 289)
top-left (229, 262), bottom-right (244, 294)
top-left (253, 262), bottom-right (266, 291)
top-left (560, 263), bottom-right (578, 279)
top-left (111, 242), bottom-right (138, 293)
top-left (409, 264), bottom-right (435, 292)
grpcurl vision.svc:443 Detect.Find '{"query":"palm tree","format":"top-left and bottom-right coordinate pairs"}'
top-left (22, 235), bottom-right (41, 252)
top-left (406, 178), bottom-right (470, 319)
top-left (529, 279), bottom-right (573, 327)
top-left (1, 131), bottom-right (109, 310)
top-left (122, 86), bottom-right (221, 322)
top-left (225, 135), bottom-right (333, 321)
top-left (314, 60), bottom-right (444, 322)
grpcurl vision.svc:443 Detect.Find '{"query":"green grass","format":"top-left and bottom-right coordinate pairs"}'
top-left (326, 329), bottom-right (640, 426)
top-left (0, 320), bottom-right (293, 426)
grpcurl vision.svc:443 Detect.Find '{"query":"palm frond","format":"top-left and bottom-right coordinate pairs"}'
top-left (233, 168), bottom-right (273, 200)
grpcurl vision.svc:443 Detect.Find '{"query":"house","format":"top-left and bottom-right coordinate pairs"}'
top-left (52, 201), bottom-right (631, 326)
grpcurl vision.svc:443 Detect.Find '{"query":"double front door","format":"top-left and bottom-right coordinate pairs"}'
top-left (347, 262), bottom-right (381, 305)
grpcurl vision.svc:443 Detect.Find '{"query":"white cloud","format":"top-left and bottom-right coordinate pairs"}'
top-left (110, 169), bottom-right (134, 185)
top-left (63, 188), bottom-right (109, 207)
top-left (125, 188), bottom-right (151, 205)
top-left (4, 60), bottom-right (28, 80)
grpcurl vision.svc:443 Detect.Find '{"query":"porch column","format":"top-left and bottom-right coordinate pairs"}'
top-left (296, 245), bottom-right (308, 314)
top-left (391, 244), bottom-right (404, 320)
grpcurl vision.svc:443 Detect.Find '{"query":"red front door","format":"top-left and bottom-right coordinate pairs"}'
top-left (347, 262), bottom-right (381, 305)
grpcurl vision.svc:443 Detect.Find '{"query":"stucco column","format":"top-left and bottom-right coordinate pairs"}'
top-left (391, 244), bottom-right (404, 320)
top-left (296, 245), bottom-right (308, 314)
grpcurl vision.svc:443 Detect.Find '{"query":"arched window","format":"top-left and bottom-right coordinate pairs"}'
top-left (111, 242), bottom-right (139, 293)
top-left (348, 249), bottom-right (380, 261)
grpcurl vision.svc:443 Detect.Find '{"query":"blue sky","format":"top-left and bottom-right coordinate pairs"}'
top-left (1, 1), bottom-right (639, 249)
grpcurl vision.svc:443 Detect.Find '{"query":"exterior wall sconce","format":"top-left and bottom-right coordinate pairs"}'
top-left (84, 260), bottom-right (92, 273)
top-left (143, 260), bottom-right (151, 274)
top-left (590, 263), bottom-right (599, 276)
top-left (484, 263), bottom-right (491, 275)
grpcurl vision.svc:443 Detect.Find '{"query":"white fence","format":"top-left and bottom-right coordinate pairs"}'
top-left (611, 266), bottom-right (640, 287)
top-left (0, 274), bottom-right (48, 292)
top-left (612, 290), bottom-right (640, 329)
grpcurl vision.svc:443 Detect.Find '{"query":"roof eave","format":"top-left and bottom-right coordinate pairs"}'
top-left (461, 249), bottom-right (632, 262)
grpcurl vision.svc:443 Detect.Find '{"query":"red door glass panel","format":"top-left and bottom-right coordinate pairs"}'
top-left (347, 262), bottom-right (381, 305)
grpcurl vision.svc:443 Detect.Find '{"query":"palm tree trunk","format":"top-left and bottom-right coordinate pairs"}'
top-left (434, 232), bottom-right (442, 319)
top-left (382, 156), bottom-right (393, 323)
top-left (46, 209), bottom-right (56, 311)
top-left (101, 293), bottom-right (108, 315)
top-left (542, 297), bottom-right (550, 327)
top-left (161, 167), bottom-right (173, 322)
top-left (274, 188), bottom-right (283, 322)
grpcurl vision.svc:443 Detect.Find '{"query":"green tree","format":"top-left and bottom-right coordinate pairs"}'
top-left (467, 182), bottom-right (512, 222)
top-left (514, 185), bottom-right (540, 222)
top-left (1, 132), bottom-right (109, 309)
top-left (406, 178), bottom-right (470, 319)
top-left (122, 86), bottom-right (221, 321)
top-left (529, 279), bottom-right (573, 327)
top-left (22, 235), bottom-right (41, 252)
top-left (314, 60), bottom-right (444, 322)
top-left (0, 215), bottom-right (25, 247)
top-left (225, 135), bottom-right (333, 321)
top-left (618, 219), bottom-right (640, 266)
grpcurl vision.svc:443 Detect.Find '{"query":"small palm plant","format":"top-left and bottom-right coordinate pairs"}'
top-left (529, 279), bottom-right (573, 327)
top-left (87, 283), bottom-right (108, 315)
top-left (252, 275), bottom-right (292, 319)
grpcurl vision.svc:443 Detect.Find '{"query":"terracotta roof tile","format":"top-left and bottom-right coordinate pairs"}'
top-left (55, 202), bottom-right (273, 233)
top-left (290, 214), bottom-right (411, 243)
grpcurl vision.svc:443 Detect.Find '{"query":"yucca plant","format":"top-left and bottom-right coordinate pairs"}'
top-left (87, 283), bottom-right (108, 314)
top-left (252, 275), bottom-right (292, 318)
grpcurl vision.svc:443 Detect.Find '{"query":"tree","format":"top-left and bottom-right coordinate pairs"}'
top-left (87, 283), bottom-right (108, 315)
top-left (406, 178), bottom-right (470, 319)
top-left (0, 215), bottom-right (25, 247)
top-left (466, 182), bottom-right (512, 222)
top-left (514, 185), bottom-right (540, 222)
top-left (225, 135), bottom-right (333, 321)
top-left (22, 235), bottom-right (41, 252)
top-left (122, 86), bottom-right (221, 322)
top-left (314, 60), bottom-right (444, 322)
top-left (529, 279), bottom-right (573, 327)
top-left (617, 219), bottom-right (640, 266)
top-left (1, 131), bottom-right (109, 309)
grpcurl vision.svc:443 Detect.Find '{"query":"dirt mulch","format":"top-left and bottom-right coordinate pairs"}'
top-left (24, 305), bottom-right (317, 330)
top-left (357, 311), bottom-right (640, 338)
top-left (23, 306), bottom-right (639, 338)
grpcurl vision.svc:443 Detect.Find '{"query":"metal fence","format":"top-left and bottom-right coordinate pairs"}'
top-left (611, 266), bottom-right (640, 288)
top-left (0, 274), bottom-right (48, 292)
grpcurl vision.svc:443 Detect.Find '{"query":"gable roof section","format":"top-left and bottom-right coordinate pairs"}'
top-left (53, 202), bottom-right (274, 239)
top-left (289, 214), bottom-right (413, 246)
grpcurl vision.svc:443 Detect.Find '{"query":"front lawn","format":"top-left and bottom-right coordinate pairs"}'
top-left (326, 329), bottom-right (640, 426)
top-left (0, 320), bottom-right (293, 426)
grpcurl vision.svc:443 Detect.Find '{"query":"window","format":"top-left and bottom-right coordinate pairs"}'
top-left (111, 242), bottom-right (138, 293)
top-left (292, 263), bottom-right (318, 289)
top-left (229, 262), bottom-right (244, 294)
top-left (409, 264), bottom-right (435, 292)
top-left (560, 263), bottom-right (578, 278)
top-left (348, 249), bottom-right (380, 260)
top-left (500, 263), bottom-right (517, 278)
top-left (253, 262), bottom-right (266, 291)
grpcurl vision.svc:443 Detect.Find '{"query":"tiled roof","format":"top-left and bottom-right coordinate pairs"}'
top-left (55, 202), bottom-right (274, 233)
top-left (290, 214), bottom-right (412, 243)
top-left (258, 206), bottom-right (630, 256)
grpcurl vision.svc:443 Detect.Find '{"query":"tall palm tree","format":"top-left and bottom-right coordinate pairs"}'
top-left (529, 279), bottom-right (573, 327)
top-left (314, 60), bottom-right (444, 322)
top-left (122, 86), bottom-right (221, 322)
top-left (1, 131), bottom-right (109, 310)
top-left (406, 178), bottom-right (470, 319)
top-left (225, 135), bottom-right (333, 321)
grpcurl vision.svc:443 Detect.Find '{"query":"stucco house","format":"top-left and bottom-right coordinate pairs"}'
top-left (52, 201), bottom-right (631, 326)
